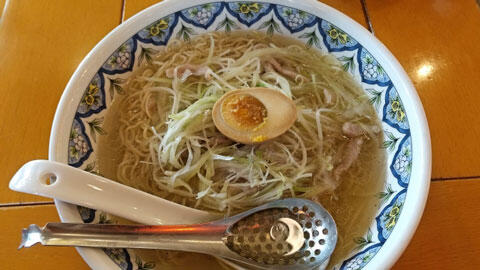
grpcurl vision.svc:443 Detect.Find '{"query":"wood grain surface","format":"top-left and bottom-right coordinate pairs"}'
top-left (0, 0), bottom-right (6, 17)
top-left (365, 0), bottom-right (480, 179)
top-left (1, 0), bottom-right (479, 269)
top-left (393, 179), bottom-right (480, 269)
top-left (1, 204), bottom-right (90, 270)
top-left (0, 0), bottom-right (122, 204)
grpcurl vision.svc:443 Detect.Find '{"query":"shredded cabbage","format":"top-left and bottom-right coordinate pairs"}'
top-left (114, 31), bottom-right (381, 214)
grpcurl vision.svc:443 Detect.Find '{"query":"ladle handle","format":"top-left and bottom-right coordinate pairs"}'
top-left (20, 223), bottom-right (228, 254)
top-left (9, 160), bottom-right (212, 225)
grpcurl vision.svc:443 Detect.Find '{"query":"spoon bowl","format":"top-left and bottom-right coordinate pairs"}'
top-left (19, 198), bottom-right (337, 270)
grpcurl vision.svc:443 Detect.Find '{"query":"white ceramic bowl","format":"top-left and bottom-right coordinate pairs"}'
top-left (49, 0), bottom-right (431, 269)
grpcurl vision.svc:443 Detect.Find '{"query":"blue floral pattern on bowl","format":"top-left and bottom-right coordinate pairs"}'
top-left (392, 136), bottom-right (412, 187)
top-left (180, 3), bottom-right (224, 28)
top-left (76, 73), bottom-right (106, 117)
top-left (226, 2), bottom-right (273, 26)
top-left (319, 20), bottom-right (360, 51)
top-left (341, 244), bottom-right (382, 270)
top-left (77, 206), bottom-right (96, 223)
top-left (275, 5), bottom-right (316, 32)
top-left (103, 248), bottom-right (133, 270)
top-left (66, 2), bottom-right (414, 269)
top-left (376, 190), bottom-right (407, 242)
top-left (359, 48), bottom-right (390, 86)
top-left (384, 85), bottom-right (410, 132)
top-left (102, 38), bottom-right (137, 75)
top-left (68, 118), bottom-right (92, 166)
top-left (136, 14), bottom-right (178, 45)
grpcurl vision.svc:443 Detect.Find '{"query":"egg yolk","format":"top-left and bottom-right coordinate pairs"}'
top-left (222, 94), bottom-right (267, 131)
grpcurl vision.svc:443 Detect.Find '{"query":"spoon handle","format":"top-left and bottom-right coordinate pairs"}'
top-left (9, 160), bottom-right (213, 225)
top-left (20, 223), bottom-right (228, 254)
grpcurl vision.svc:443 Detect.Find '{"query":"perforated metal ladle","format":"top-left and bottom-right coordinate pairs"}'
top-left (20, 198), bottom-right (337, 270)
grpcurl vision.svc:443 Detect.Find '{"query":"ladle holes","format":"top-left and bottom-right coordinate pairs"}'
top-left (259, 235), bottom-right (267, 242)
top-left (225, 206), bottom-right (325, 266)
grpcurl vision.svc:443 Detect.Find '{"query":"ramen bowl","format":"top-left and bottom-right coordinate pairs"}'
top-left (49, 0), bottom-right (431, 269)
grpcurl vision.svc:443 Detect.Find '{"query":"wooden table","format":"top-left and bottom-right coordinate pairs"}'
top-left (1, 0), bottom-right (479, 269)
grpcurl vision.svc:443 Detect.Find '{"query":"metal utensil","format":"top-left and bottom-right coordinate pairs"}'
top-left (20, 198), bottom-right (337, 270)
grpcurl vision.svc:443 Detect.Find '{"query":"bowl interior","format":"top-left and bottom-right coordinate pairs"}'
top-left (50, 1), bottom-right (429, 269)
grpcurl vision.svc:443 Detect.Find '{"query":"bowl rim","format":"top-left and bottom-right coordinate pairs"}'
top-left (49, 0), bottom-right (431, 269)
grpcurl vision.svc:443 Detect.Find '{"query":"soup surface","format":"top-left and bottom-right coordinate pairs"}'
top-left (98, 31), bottom-right (386, 269)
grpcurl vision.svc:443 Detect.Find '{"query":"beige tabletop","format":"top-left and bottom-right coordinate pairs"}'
top-left (1, 0), bottom-right (480, 269)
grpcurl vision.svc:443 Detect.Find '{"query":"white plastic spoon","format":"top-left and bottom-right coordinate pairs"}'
top-left (9, 160), bottom-right (216, 225)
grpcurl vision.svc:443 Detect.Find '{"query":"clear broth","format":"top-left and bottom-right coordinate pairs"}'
top-left (97, 31), bottom-right (386, 269)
